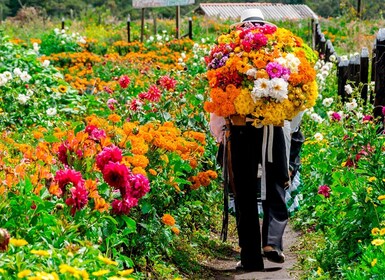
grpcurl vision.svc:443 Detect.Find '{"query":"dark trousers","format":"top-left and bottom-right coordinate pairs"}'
top-left (230, 123), bottom-right (289, 268)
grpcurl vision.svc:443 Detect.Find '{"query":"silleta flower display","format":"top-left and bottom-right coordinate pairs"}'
top-left (204, 22), bottom-right (318, 126)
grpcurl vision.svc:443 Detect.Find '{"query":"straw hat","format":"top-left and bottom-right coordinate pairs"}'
top-left (230, 8), bottom-right (276, 29)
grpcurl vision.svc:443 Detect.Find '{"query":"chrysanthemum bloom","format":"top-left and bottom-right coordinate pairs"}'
top-left (54, 169), bottom-right (85, 196)
top-left (102, 162), bottom-right (130, 189)
top-left (139, 85), bottom-right (162, 102)
top-left (128, 173), bottom-right (150, 199)
top-left (111, 196), bottom-right (138, 215)
top-left (96, 145), bottom-right (123, 171)
top-left (65, 184), bottom-right (89, 216)
top-left (119, 75), bottom-right (130, 89)
top-left (158, 75), bottom-right (177, 91)
top-left (161, 214), bottom-right (176, 226)
top-left (0, 228), bottom-right (10, 252)
top-left (85, 125), bottom-right (106, 141)
top-left (318, 185), bottom-right (331, 198)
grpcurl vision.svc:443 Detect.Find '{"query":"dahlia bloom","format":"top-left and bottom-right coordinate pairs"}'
top-left (158, 75), bottom-right (177, 91)
top-left (139, 85), bottom-right (161, 102)
top-left (85, 125), bottom-right (106, 141)
top-left (318, 185), bottom-right (331, 198)
top-left (65, 184), bottom-right (89, 216)
top-left (111, 197), bottom-right (138, 215)
top-left (119, 75), bottom-right (130, 89)
top-left (129, 173), bottom-right (150, 199)
top-left (96, 145), bottom-right (123, 171)
top-left (102, 162), bottom-right (130, 189)
top-left (54, 169), bottom-right (85, 196)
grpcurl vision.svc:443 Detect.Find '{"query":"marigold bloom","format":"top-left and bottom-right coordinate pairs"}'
top-left (162, 214), bottom-right (176, 226)
top-left (92, 270), bottom-right (110, 276)
top-left (372, 228), bottom-right (380, 235)
top-left (117, 269), bottom-right (134, 276)
top-left (171, 227), bottom-right (180, 235)
top-left (17, 270), bottom-right (32, 278)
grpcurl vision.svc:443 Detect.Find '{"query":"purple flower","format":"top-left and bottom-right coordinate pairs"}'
top-left (318, 185), bottom-right (331, 198)
top-left (266, 62), bottom-right (286, 79)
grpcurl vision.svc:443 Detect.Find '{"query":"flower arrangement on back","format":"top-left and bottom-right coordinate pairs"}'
top-left (204, 11), bottom-right (318, 126)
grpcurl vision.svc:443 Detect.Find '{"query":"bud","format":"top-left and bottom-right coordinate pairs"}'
top-left (0, 228), bottom-right (10, 252)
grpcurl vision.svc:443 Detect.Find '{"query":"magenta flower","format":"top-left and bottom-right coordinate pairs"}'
top-left (54, 169), bottom-right (85, 196)
top-left (102, 162), bottom-right (130, 189)
top-left (111, 197), bottom-right (138, 215)
top-left (362, 115), bottom-right (373, 122)
top-left (57, 141), bottom-right (70, 165)
top-left (139, 85), bottom-right (162, 102)
top-left (382, 106), bottom-right (385, 116)
top-left (251, 33), bottom-right (268, 49)
top-left (119, 75), bottom-right (130, 89)
top-left (107, 98), bottom-right (118, 110)
top-left (318, 185), bottom-right (331, 198)
top-left (266, 62), bottom-right (286, 79)
top-left (85, 125), bottom-right (106, 141)
top-left (261, 24), bottom-right (277, 34)
top-left (129, 98), bottom-right (143, 111)
top-left (65, 184), bottom-right (89, 216)
top-left (129, 173), bottom-right (151, 199)
top-left (158, 75), bottom-right (177, 91)
top-left (96, 145), bottom-right (123, 171)
top-left (331, 112), bottom-right (341, 122)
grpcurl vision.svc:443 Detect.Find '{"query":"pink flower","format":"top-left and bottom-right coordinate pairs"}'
top-left (331, 112), bottom-right (341, 122)
top-left (65, 184), bottom-right (89, 216)
top-left (139, 85), bottom-right (162, 102)
top-left (129, 98), bottom-right (143, 111)
top-left (102, 162), bottom-right (130, 189)
top-left (57, 141), bottom-right (70, 165)
top-left (96, 145), bottom-right (123, 171)
top-left (111, 197), bottom-right (138, 215)
top-left (54, 169), bottom-right (85, 196)
top-left (261, 24), bottom-right (277, 34)
top-left (0, 228), bottom-right (10, 252)
top-left (158, 75), bottom-right (177, 91)
top-left (103, 86), bottom-right (114, 94)
top-left (129, 173), bottom-right (151, 199)
top-left (382, 106), bottom-right (385, 116)
top-left (107, 98), bottom-right (118, 110)
top-left (266, 62), bottom-right (288, 79)
top-left (362, 115), bottom-right (373, 122)
top-left (318, 185), bottom-right (331, 198)
top-left (85, 125), bottom-right (106, 141)
top-left (119, 75), bottom-right (130, 89)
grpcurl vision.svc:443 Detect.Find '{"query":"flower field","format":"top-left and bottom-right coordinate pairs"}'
top-left (0, 11), bottom-right (385, 280)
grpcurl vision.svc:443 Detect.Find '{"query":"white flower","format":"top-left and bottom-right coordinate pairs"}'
top-left (251, 78), bottom-right (270, 101)
top-left (13, 68), bottom-right (22, 76)
top-left (245, 68), bottom-right (257, 78)
top-left (42, 60), bottom-right (50, 67)
top-left (33, 42), bottom-right (40, 52)
top-left (285, 53), bottom-right (301, 73)
top-left (345, 99), bottom-right (358, 111)
top-left (310, 112), bottom-right (323, 123)
top-left (201, 38), bottom-right (206, 44)
top-left (148, 36), bottom-right (154, 42)
top-left (46, 107), bottom-right (57, 116)
top-left (314, 132), bottom-right (324, 141)
top-left (269, 78), bottom-right (288, 102)
top-left (181, 52), bottom-right (186, 59)
top-left (77, 37), bottom-right (86, 44)
top-left (17, 94), bottom-right (30, 104)
top-left (344, 84), bottom-right (353, 95)
top-left (54, 28), bottom-right (60, 34)
top-left (20, 71), bottom-right (32, 82)
top-left (329, 54), bottom-right (337, 62)
top-left (322, 97), bottom-right (333, 107)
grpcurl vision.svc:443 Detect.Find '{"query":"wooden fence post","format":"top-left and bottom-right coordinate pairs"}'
top-left (373, 29), bottom-right (385, 120)
top-left (348, 53), bottom-right (360, 88)
top-left (188, 17), bottom-right (192, 39)
top-left (337, 58), bottom-right (349, 102)
top-left (325, 39), bottom-right (335, 62)
top-left (127, 15), bottom-right (131, 43)
top-left (360, 47), bottom-right (369, 104)
top-left (61, 17), bottom-right (65, 30)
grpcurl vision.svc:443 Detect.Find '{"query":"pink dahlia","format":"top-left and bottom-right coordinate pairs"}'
top-left (65, 184), bottom-right (89, 216)
top-left (119, 75), bottom-right (131, 89)
top-left (107, 98), bottom-right (118, 110)
top-left (129, 173), bottom-right (150, 199)
top-left (96, 145), bottom-right (123, 171)
top-left (54, 169), bottom-right (85, 196)
top-left (111, 196), bottom-right (138, 215)
top-left (85, 125), bottom-right (106, 141)
top-left (0, 228), bottom-right (10, 252)
top-left (138, 85), bottom-right (161, 102)
top-left (102, 162), bottom-right (130, 189)
top-left (158, 75), bottom-right (177, 91)
top-left (129, 98), bottom-right (144, 112)
top-left (266, 62), bottom-right (288, 79)
top-left (318, 185), bottom-right (331, 198)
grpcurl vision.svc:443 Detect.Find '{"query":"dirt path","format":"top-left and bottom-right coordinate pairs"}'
top-left (201, 221), bottom-right (301, 280)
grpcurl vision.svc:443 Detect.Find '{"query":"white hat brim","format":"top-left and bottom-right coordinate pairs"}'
top-left (230, 20), bottom-right (276, 29)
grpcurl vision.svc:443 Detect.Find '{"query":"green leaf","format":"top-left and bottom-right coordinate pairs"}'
top-left (141, 202), bottom-right (152, 214)
top-left (120, 216), bottom-right (136, 234)
top-left (44, 134), bottom-right (59, 143)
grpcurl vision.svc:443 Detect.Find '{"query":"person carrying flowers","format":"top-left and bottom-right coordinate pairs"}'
top-left (206, 8), bottom-right (318, 272)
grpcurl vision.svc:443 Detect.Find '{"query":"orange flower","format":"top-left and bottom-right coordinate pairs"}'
top-left (171, 227), bottom-right (180, 235)
top-left (108, 114), bottom-right (121, 123)
top-left (162, 214), bottom-right (176, 226)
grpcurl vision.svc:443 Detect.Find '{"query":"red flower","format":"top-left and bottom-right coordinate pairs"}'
top-left (129, 98), bottom-right (143, 111)
top-left (129, 173), bottom-right (150, 199)
top-left (119, 75), bottom-right (131, 89)
top-left (158, 75), bottom-right (177, 91)
top-left (57, 141), bottom-right (70, 166)
top-left (102, 162), bottom-right (130, 189)
top-left (138, 85), bottom-right (161, 102)
top-left (96, 145), bottom-right (123, 171)
top-left (318, 185), bottom-right (331, 198)
top-left (85, 125), bottom-right (106, 141)
top-left (111, 197), bottom-right (138, 215)
top-left (54, 169), bottom-right (85, 196)
top-left (65, 184), bottom-right (89, 216)
top-left (0, 228), bottom-right (10, 252)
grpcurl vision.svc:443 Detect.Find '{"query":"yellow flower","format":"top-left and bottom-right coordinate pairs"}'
top-left (378, 195), bottom-right (385, 201)
top-left (92, 270), bottom-right (110, 276)
top-left (380, 228), bottom-right (385, 236)
top-left (17, 270), bottom-right (32, 278)
top-left (372, 228), bottom-right (380, 235)
top-left (371, 239), bottom-right (385, 246)
top-left (367, 187), bottom-right (373, 194)
top-left (58, 85), bottom-right (67, 93)
top-left (371, 258), bottom-right (377, 267)
top-left (0, 269), bottom-right (5, 274)
top-left (98, 255), bottom-right (118, 266)
top-left (10, 238), bottom-right (28, 247)
top-left (316, 266), bottom-right (323, 276)
top-left (30, 249), bottom-right (50, 256)
top-left (368, 177), bottom-right (377, 182)
top-left (117, 269), bottom-right (134, 276)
